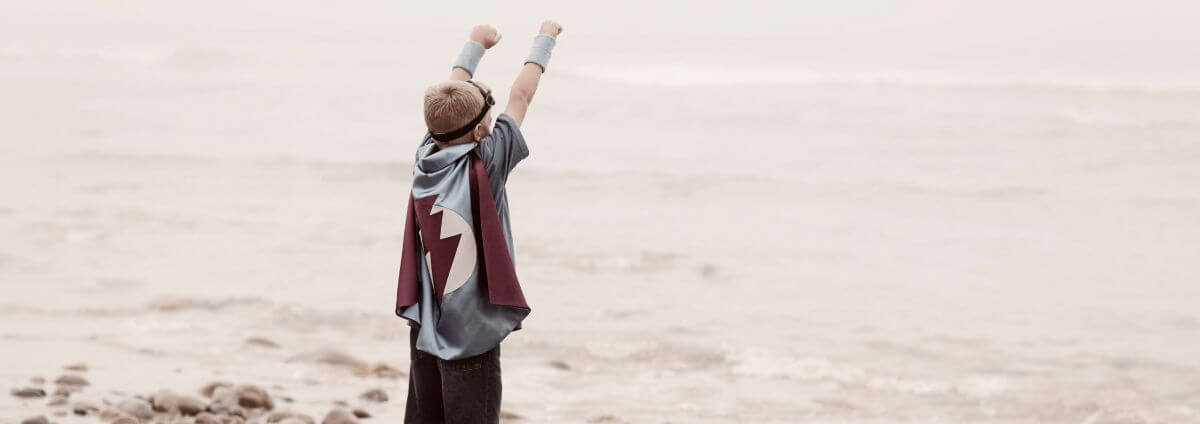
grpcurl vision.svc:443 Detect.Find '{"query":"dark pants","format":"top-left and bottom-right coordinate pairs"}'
top-left (404, 326), bottom-right (502, 424)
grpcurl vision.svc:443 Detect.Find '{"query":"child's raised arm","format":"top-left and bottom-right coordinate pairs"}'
top-left (450, 25), bottom-right (502, 81)
top-left (505, 20), bottom-right (563, 127)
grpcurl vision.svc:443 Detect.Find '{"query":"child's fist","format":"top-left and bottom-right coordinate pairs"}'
top-left (470, 25), bottom-right (502, 49)
top-left (538, 20), bottom-right (563, 38)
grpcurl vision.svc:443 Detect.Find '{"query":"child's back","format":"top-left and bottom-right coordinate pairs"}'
top-left (394, 20), bottom-right (562, 424)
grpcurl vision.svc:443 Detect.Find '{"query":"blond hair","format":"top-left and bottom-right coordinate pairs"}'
top-left (423, 80), bottom-right (487, 137)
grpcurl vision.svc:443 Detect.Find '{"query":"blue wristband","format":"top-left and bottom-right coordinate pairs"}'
top-left (452, 41), bottom-right (486, 77)
top-left (523, 34), bottom-right (556, 72)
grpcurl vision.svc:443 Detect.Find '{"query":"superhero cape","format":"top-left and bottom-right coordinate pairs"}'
top-left (395, 152), bottom-right (529, 316)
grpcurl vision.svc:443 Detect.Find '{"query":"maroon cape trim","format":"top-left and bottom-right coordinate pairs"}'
top-left (395, 153), bottom-right (529, 315)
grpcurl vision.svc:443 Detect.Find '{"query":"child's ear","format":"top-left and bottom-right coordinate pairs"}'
top-left (473, 123), bottom-right (487, 141)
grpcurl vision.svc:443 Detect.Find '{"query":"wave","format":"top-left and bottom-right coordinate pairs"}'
top-left (560, 63), bottom-right (1200, 93)
top-left (726, 347), bottom-right (1012, 397)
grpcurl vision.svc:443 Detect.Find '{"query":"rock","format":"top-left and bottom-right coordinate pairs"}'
top-left (72, 399), bottom-right (101, 415)
top-left (194, 412), bottom-right (223, 424)
top-left (20, 416), bottom-right (48, 424)
top-left (265, 411), bottom-right (314, 424)
top-left (501, 411), bottom-right (525, 421)
top-left (200, 381), bottom-right (233, 398)
top-left (245, 337), bottom-right (280, 348)
top-left (233, 385), bottom-right (273, 410)
top-left (547, 360), bottom-right (571, 371)
top-left (111, 416), bottom-right (139, 424)
top-left (52, 386), bottom-right (75, 397)
top-left (63, 363), bottom-right (89, 372)
top-left (117, 397), bottom-right (155, 421)
top-left (358, 389), bottom-right (387, 403)
top-left (362, 363), bottom-right (403, 379)
top-left (30, 376), bottom-right (46, 384)
top-left (288, 349), bottom-right (368, 371)
top-left (321, 409), bottom-right (358, 424)
top-left (206, 387), bottom-right (245, 417)
top-left (279, 396), bottom-right (294, 404)
top-left (219, 415), bottom-right (246, 424)
top-left (54, 374), bottom-right (89, 387)
top-left (350, 409), bottom-right (369, 419)
top-left (99, 407), bottom-right (130, 421)
top-left (152, 390), bottom-right (207, 416)
top-left (47, 396), bottom-right (69, 406)
top-left (11, 387), bottom-right (46, 398)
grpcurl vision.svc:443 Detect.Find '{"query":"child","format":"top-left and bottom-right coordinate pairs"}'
top-left (395, 20), bottom-right (563, 424)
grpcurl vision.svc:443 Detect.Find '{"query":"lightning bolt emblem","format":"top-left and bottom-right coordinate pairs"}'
top-left (412, 195), bottom-right (476, 304)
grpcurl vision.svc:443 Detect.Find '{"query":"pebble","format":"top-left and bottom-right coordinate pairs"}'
top-left (350, 409), bottom-right (370, 419)
top-left (99, 407), bottom-right (131, 421)
top-left (354, 363), bottom-right (403, 379)
top-left (321, 409), bottom-right (358, 424)
top-left (117, 397), bottom-right (155, 421)
top-left (245, 337), bottom-right (280, 348)
top-left (288, 349), bottom-right (368, 371)
top-left (233, 384), bottom-right (273, 410)
top-left (54, 374), bottom-right (90, 387)
top-left (266, 411), bottom-right (315, 424)
top-left (111, 416), bottom-right (139, 424)
top-left (194, 412), bottom-right (222, 424)
top-left (47, 396), bottom-right (69, 406)
top-left (501, 411), bottom-right (525, 421)
top-left (52, 386), bottom-right (74, 397)
top-left (11, 387), bottom-right (46, 398)
top-left (63, 363), bottom-right (89, 372)
top-left (358, 389), bottom-right (387, 403)
top-left (200, 381), bottom-right (233, 398)
top-left (20, 416), bottom-right (48, 424)
top-left (152, 389), bottom-right (207, 416)
top-left (72, 399), bottom-right (100, 415)
top-left (207, 387), bottom-right (245, 417)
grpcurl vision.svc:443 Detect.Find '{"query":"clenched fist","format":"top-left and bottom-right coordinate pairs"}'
top-left (539, 20), bottom-right (563, 38)
top-left (469, 25), bottom-right (502, 49)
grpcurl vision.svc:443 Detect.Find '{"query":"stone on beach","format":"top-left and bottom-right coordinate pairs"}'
top-left (357, 389), bottom-right (387, 403)
top-left (47, 395), bottom-right (69, 406)
top-left (152, 389), bottom-right (207, 415)
top-left (288, 349), bottom-right (369, 371)
top-left (245, 337), bottom-right (280, 348)
top-left (98, 407), bottom-right (137, 423)
top-left (195, 412), bottom-right (245, 424)
top-left (266, 411), bottom-right (315, 424)
top-left (321, 409), bottom-right (358, 424)
top-left (232, 384), bottom-right (273, 410)
top-left (20, 416), bottom-right (48, 424)
top-left (350, 409), bottom-right (370, 419)
top-left (11, 387), bottom-right (46, 398)
top-left (72, 399), bottom-right (101, 415)
top-left (63, 363), bottom-right (89, 372)
top-left (200, 381), bottom-right (233, 398)
top-left (54, 374), bottom-right (90, 387)
top-left (117, 397), bottom-right (155, 421)
top-left (352, 363), bottom-right (404, 379)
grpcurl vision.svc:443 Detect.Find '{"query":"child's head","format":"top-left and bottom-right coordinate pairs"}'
top-left (423, 80), bottom-right (493, 145)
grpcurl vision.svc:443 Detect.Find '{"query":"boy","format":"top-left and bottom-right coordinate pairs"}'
top-left (395, 20), bottom-right (563, 424)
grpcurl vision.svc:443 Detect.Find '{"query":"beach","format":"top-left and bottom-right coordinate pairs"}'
top-left (3, 1), bottom-right (1200, 422)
